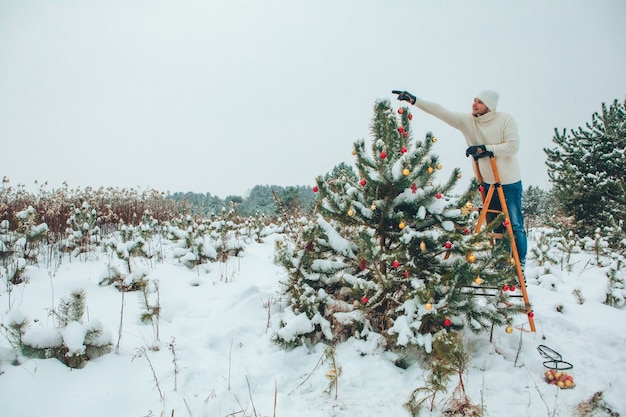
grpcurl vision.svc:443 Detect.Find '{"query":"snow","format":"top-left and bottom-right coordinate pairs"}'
top-left (1, 232), bottom-right (626, 416)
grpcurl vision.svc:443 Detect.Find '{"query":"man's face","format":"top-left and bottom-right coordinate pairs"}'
top-left (472, 98), bottom-right (489, 117)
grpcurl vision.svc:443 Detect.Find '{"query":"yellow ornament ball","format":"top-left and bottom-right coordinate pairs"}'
top-left (509, 257), bottom-right (516, 266)
top-left (505, 325), bottom-right (514, 334)
top-left (436, 163), bottom-right (442, 170)
top-left (352, 149), bottom-right (357, 156)
top-left (420, 241), bottom-right (426, 252)
top-left (399, 221), bottom-right (406, 229)
top-left (474, 276), bottom-right (483, 285)
top-left (427, 166), bottom-right (434, 174)
top-left (348, 208), bottom-right (355, 217)
top-left (402, 168), bottom-right (410, 176)
top-left (425, 302), bottom-right (433, 310)
top-left (466, 254), bottom-right (476, 263)
top-left (432, 137), bottom-right (438, 143)
top-left (457, 173), bottom-right (462, 179)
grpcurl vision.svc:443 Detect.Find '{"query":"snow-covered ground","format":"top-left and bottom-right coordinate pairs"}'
top-left (1, 230), bottom-right (625, 417)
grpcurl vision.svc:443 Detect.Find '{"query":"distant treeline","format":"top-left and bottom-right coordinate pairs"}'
top-left (168, 184), bottom-right (317, 217)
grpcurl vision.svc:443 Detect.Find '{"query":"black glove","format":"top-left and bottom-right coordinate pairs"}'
top-left (392, 90), bottom-right (416, 105)
top-left (465, 145), bottom-right (492, 158)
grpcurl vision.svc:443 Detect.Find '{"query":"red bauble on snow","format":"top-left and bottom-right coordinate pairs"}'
top-left (509, 285), bottom-right (516, 292)
top-left (408, 113), bottom-right (413, 120)
top-left (436, 193), bottom-right (442, 199)
top-left (380, 151), bottom-right (387, 159)
top-left (502, 284), bottom-right (509, 291)
top-left (463, 228), bottom-right (471, 235)
top-left (503, 219), bottom-right (510, 227)
top-left (478, 185), bottom-right (484, 192)
top-left (392, 260), bottom-right (400, 269)
top-left (398, 108), bottom-right (404, 114)
top-left (313, 186), bottom-right (319, 192)
top-left (528, 311), bottom-right (535, 318)
top-left (404, 270), bottom-right (409, 278)
top-left (402, 132), bottom-right (408, 138)
top-left (360, 179), bottom-right (366, 186)
top-left (401, 147), bottom-right (407, 154)
top-left (444, 318), bottom-right (451, 327)
top-left (445, 241), bottom-right (452, 249)
top-left (361, 296), bottom-right (369, 304)
top-left (398, 126), bottom-right (405, 133)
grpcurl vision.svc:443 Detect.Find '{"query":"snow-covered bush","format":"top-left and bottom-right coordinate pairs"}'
top-left (64, 201), bottom-right (101, 258)
top-left (7, 290), bottom-right (112, 368)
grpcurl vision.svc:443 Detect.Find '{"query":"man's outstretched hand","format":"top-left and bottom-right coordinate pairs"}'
top-left (466, 145), bottom-right (492, 158)
top-left (392, 90), bottom-right (416, 105)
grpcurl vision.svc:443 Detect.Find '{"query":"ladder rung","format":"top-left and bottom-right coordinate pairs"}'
top-left (471, 207), bottom-right (503, 214)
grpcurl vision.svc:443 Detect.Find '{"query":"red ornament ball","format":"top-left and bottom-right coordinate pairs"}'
top-left (408, 113), bottom-right (413, 120)
top-left (401, 147), bottom-right (407, 154)
top-left (502, 284), bottom-right (509, 292)
top-left (463, 228), bottom-right (470, 235)
top-left (478, 185), bottom-right (484, 192)
top-left (361, 296), bottom-right (369, 304)
top-left (359, 259), bottom-right (367, 271)
top-left (404, 270), bottom-right (409, 278)
top-left (360, 179), bottom-right (366, 186)
top-left (445, 241), bottom-right (452, 249)
top-left (402, 132), bottom-right (408, 138)
top-left (313, 186), bottom-right (319, 193)
top-left (398, 108), bottom-right (404, 114)
top-left (444, 318), bottom-right (451, 327)
top-left (392, 260), bottom-right (400, 269)
top-left (436, 193), bottom-right (442, 199)
top-left (380, 151), bottom-right (387, 159)
top-left (398, 126), bottom-right (405, 133)
top-left (503, 220), bottom-right (510, 227)
top-left (509, 285), bottom-right (516, 292)
top-left (528, 311), bottom-right (535, 318)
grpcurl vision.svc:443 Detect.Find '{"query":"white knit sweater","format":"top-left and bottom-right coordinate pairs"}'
top-left (413, 98), bottom-right (521, 185)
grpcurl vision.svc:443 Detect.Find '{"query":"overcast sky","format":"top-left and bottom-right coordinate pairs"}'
top-left (1, 1), bottom-right (625, 198)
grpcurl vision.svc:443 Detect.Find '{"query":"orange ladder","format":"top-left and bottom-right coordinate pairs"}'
top-left (471, 154), bottom-right (536, 332)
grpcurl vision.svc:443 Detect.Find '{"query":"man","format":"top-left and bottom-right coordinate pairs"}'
top-left (392, 89), bottom-right (527, 270)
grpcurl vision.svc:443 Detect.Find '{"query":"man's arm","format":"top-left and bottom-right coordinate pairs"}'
top-left (392, 90), bottom-right (463, 130)
top-left (412, 97), bottom-right (464, 130)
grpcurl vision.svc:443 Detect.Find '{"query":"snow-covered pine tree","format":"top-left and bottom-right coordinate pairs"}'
top-left (545, 98), bottom-right (626, 238)
top-left (275, 99), bottom-right (522, 352)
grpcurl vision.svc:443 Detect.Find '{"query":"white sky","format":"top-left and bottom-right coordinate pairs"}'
top-left (1, 0), bottom-right (625, 198)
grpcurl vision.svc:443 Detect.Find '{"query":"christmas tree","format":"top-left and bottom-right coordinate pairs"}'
top-left (275, 99), bottom-right (523, 352)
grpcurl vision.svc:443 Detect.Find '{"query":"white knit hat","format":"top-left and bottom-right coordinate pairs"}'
top-left (476, 90), bottom-right (499, 110)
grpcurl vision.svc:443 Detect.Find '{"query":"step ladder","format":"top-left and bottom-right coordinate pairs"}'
top-left (470, 153), bottom-right (536, 332)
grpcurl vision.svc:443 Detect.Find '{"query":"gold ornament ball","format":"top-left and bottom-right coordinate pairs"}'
top-left (420, 241), bottom-right (426, 252)
top-left (474, 276), bottom-right (483, 285)
top-left (505, 326), bottom-right (514, 334)
top-left (427, 166), bottom-right (434, 174)
top-left (432, 137), bottom-right (438, 143)
top-left (348, 208), bottom-right (355, 217)
top-left (399, 221), bottom-right (406, 229)
top-left (509, 257), bottom-right (516, 266)
top-left (352, 149), bottom-right (357, 155)
top-left (425, 302), bottom-right (433, 310)
top-left (436, 163), bottom-right (442, 170)
top-left (466, 254), bottom-right (476, 263)
top-left (402, 168), bottom-right (410, 176)
top-left (457, 173), bottom-right (462, 179)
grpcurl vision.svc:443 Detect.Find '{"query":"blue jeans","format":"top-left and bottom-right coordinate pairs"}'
top-left (483, 181), bottom-right (527, 269)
